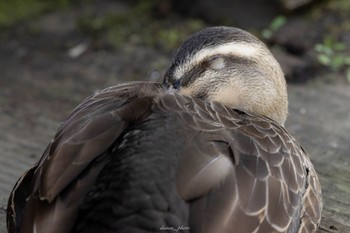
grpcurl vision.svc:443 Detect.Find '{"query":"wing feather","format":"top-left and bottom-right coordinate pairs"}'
top-left (8, 82), bottom-right (162, 233)
top-left (168, 95), bottom-right (321, 233)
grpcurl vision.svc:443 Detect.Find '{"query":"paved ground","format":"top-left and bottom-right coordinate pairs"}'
top-left (287, 83), bottom-right (350, 232)
top-left (0, 4), bottom-right (350, 232)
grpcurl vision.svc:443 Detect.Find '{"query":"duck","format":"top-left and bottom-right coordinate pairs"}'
top-left (7, 26), bottom-right (322, 233)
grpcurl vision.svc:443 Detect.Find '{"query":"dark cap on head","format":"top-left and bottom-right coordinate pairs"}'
top-left (171, 26), bottom-right (260, 66)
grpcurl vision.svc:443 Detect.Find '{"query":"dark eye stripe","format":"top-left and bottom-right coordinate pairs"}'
top-left (180, 55), bottom-right (258, 88)
top-left (180, 63), bottom-right (208, 88)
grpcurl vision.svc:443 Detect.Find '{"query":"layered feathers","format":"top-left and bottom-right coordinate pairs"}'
top-left (7, 82), bottom-right (322, 233)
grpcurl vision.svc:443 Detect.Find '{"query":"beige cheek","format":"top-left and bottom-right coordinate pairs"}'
top-left (178, 78), bottom-right (207, 97)
top-left (211, 86), bottom-right (244, 110)
top-left (179, 86), bottom-right (197, 97)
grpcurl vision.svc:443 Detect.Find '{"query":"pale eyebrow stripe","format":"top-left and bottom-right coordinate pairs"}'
top-left (173, 42), bottom-right (260, 79)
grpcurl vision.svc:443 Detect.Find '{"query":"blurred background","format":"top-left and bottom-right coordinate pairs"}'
top-left (0, 0), bottom-right (349, 232)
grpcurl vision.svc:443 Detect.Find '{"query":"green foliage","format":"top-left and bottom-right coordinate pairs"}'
top-left (346, 68), bottom-right (350, 83)
top-left (326, 0), bottom-right (350, 11)
top-left (314, 36), bottom-right (350, 82)
top-left (261, 15), bottom-right (286, 39)
top-left (77, 1), bottom-right (204, 52)
top-left (0, 0), bottom-right (70, 29)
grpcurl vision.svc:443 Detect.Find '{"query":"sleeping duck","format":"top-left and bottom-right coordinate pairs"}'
top-left (7, 26), bottom-right (322, 233)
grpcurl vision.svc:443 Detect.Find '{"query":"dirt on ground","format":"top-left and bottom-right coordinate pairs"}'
top-left (0, 1), bottom-right (350, 232)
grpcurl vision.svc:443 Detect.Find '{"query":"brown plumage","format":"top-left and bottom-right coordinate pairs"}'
top-left (7, 27), bottom-right (322, 233)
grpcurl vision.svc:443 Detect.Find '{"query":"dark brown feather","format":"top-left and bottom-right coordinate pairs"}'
top-left (7, 82), bottom-right (321, 233)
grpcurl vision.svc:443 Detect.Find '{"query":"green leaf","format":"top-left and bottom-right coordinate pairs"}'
top-left (331, 55), bottom-right (345, 70)
top-left (346, 68), bottom-right (350, 83)
top-left (317, 54), bottom-right (331, 65)
top-left (333, 42), bottom-right (346, 51)
top-left (314, 44), bottom-right (325, 53)
top-left (270, 16), bottom-right (286, 31)
top-left (323, 37), bottom-right (333, 47)
top-left (323, 46), bottom-right (334, 56)
top-left (261, 29), bottom-right (272, 39)
top-left (344, 57), bottom-right (350, 65)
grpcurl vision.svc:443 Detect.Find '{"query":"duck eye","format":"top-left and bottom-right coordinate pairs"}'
top-left (172, 79), bottom-right (181, 89)
top-left (163, 75), bottom-right (181, 89)
top-left (209, 57), bottom-right (226, 70)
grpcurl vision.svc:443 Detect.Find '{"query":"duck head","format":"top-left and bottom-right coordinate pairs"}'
top-left (163, 26), bottom-right (288, 126)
